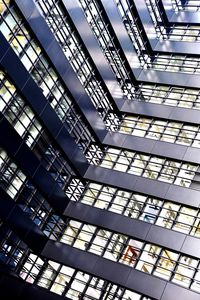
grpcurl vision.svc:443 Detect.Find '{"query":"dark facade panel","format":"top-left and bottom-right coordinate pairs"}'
top-left (65, 201), bottom-right (189, 253)
top-left (85, 165), bottom-right (139, 192)
top-left (184, 147), bottom-right (200, 165)
top-left (100, 0), bottom-right (200, 88)
top-left (63, 0), bottom-right (123, 106)
top-left (104, 132), bottom-right (200, 165)
top-left (133, 0), bottom-right (200, 55)
top-left (165, 185), bottom-right (200, 207)
top-left (85, 165), bottom-right (200, 208)
top-left (126, 269), bottom-right (166, 299)
top-left (181, 236), bottom-right (200, 258)
top-left (129, 0), bottom-right (157, 49)
top-left (161, 0), bottom-right (200, 25)
top-left (0, 116), bottom-right (68, 215)
top-left (0, 34), bottom-right (89, 176)
top-left (100, 0), bottom-right (141, 76)
top-left (161, 0), bottom-right (175, 20)
top-left (138, 69), bottom-right (200, 89)
top-left (42, 240), bottom-right (199, 299)
top-left (0, 273), bottom-right (71, 300)
top-left (121, 100), bottom-right (200, 124)
top-left (151, 140), bottom-right (188, 162)
top-left (145, 225), bottom-right (185, 251)
top-left (103, 132), bottom-right (128, 149)
top-left (0, 38), bottom-right (31, 92)
top-left (0, 188), bottom-right (47, 253)
top-left (154, 39), bottom-right (200, 56)
top-left (42, 240), bottom-right (100, 275)
top-left (15, 0), bottom-right (108, 142)
top-left (169, 11), bottom-right (200, 25)
top-left (42, 240), bottom-right (167, 299)
top-left (65, 201), bottom-right (151, 240)
top-left (161, 282), bottom-right (200, 300)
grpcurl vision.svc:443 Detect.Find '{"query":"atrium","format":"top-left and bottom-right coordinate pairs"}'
top-left (1, 0), bottom-right (200, 299)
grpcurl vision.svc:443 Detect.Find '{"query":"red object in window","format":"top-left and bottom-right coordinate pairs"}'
top-left (122, 245), bottom-right (139, 263)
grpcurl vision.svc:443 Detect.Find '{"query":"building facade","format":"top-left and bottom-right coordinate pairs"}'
top-left (0, 0), bottom-right (200, 299)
